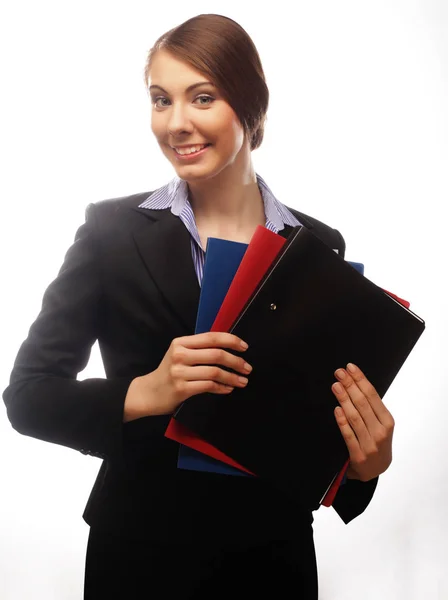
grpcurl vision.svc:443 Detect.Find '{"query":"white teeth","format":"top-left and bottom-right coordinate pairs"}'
top-left (174, 144), bottom-right (208, 155)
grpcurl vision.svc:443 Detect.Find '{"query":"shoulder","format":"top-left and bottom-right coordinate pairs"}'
top-left (75, 190), bottom-right (167, 251)
top-left (82, 189), bottom-right (165, 232)
top-left (87, 190), bottom-right (155, 219)
top-left (286, 205), bottom-right (346, 257)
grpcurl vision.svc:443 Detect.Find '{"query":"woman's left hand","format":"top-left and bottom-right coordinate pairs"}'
top-left (332, 363), bottom-right (395, 482)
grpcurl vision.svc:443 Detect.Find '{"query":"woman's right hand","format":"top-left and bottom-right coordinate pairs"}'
top-left (123, 332), bottom-right (252, 421)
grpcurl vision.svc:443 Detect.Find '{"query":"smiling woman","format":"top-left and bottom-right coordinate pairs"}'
top-left (144, 14), bottom-right (268, 149)
top-left (145, 17), bottom-right (268, 196)
top-left (3, 12), bottom-right (387, 600)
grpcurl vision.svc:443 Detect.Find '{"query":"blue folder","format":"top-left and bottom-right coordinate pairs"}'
top-left (178, 237), bottom-right (250, 476)
top-left (348, 261), bottom-right (364, 275)
top-left (194, 238), bottom-right (249, 334)
top-left (178, 236), bottom-right (364, 476)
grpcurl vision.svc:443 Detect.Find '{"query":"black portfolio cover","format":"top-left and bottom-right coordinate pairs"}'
top-left (173, 226), bottom-right (425, 509)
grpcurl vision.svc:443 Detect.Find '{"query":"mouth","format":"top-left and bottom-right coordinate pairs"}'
top-left (171, 143), bottom-right (212, 159)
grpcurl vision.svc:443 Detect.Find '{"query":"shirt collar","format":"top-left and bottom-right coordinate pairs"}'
top-left (138, 174), bottom-right (301, 231)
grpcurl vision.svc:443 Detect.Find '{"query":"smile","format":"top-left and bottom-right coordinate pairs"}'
top-left (172, 144), bottom-right (211, 158)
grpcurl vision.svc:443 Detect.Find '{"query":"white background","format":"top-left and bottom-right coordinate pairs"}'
top-left (1, 1), bottom-right (447, 598)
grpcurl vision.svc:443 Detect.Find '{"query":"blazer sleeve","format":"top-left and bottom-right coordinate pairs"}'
top-left (2, 203), bottom-right (132, 462)
top-left (331, 477), bottom-right (379, 523)
top-left (330, 228), bottom-right (380, 523)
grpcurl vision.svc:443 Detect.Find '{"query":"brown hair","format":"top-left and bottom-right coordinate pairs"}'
top-left (144, 14), bottom-right (269, 151)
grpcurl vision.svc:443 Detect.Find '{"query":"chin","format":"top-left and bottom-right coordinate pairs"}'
top-left (173, 164), bottom-right (224, 183)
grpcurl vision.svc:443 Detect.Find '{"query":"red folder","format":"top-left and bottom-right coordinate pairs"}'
top-left (321, 459), bottom-right (350, 506)
top-left (211, 226), bottom-right (287, 333)
top-left (166, 418), bottom-right (255, 475)
top-left (383, 290), bottom-right (410, 309)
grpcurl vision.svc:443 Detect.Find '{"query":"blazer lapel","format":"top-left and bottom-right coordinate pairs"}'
top-left (132, 207), bottom-right (200, 334)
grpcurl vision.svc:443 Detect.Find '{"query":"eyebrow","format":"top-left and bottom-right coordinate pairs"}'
top-left (149, 81), bottom-right (215, 94)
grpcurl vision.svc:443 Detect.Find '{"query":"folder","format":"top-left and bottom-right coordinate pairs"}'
top-left (321, 459), bottom-right (350, 506)
top-left (177, 236), bottom-right (250, 476)
top-left (171, 225), bottom-right (425, 509)
top-left (170, 226), bottom-right (405, 504)
top-left (169, 224), bottom-right (408, 505)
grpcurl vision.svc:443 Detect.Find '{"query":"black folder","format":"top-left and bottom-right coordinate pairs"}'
top-left (173, 226), bottom-right (425, 509)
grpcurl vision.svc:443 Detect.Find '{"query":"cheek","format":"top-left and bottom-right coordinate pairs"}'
top-left (224, 107), bottom-right (244, 147)
top-left (150, 114), bottom-right (164, 142)
top-left (211, 113), bottom-right (245, 152)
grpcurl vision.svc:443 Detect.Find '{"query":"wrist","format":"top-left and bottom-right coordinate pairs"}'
top-left (345, 465), bottom-right (360, 480)
top-left (123, 373), bottom-right (160, 422)
top-left (123, 377), bottom-right (144, 422)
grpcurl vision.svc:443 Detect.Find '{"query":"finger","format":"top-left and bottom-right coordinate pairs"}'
top-left (343, 363), bottom-right (395, 429)
top-left (334, 407), bottom-right (364, 463)
top-left (332, 381), bottom-right (372, 447)
top-left (334, 368), bottom-right (379, 433)
top-left (179, 347), bottom-right (253, 375)
top-left (185, 380), bottom-right (235, 397)
top-left (180, 365), bottom-right (249, 389)
top-left (175, 332), bottom-right (249, 351)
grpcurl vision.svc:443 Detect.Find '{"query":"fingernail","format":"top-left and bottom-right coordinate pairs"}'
top-left (240, 341), bottom-right (249, 349)
top-left (336, 369), bottom-right (346, 380)
top-left (347, 363), bottom-right (356, 373)
top-left (238, 377), bottom-right (248, 385)
top-left (333, 382), bottom-right (344, 394)
top-left (243, 363), bottom-right (253, 373)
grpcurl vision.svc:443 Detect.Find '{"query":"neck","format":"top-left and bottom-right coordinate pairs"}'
top-left (186, 150), bottom-right (265, 231)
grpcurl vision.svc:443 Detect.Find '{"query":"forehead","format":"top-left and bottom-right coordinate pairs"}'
top-left (148, 50), bottom-right (211, 91)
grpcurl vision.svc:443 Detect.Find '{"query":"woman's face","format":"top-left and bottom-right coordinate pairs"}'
top-left (148, 50), bottom-right (247, 182)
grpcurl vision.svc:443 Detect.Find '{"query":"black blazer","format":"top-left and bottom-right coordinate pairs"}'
top-left (3, 190), bottom-right (378, 542)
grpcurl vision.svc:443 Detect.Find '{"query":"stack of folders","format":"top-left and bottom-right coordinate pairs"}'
top-left (165, 225), bottom-right (425, 510)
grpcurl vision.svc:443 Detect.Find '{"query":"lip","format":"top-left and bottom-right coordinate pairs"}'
top-left (172, 143), bottom-right (209, 149)
top-left (171, 144), bottom-right (211, 161)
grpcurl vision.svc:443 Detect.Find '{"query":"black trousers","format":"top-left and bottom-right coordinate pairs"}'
top-left (84, 526), bottom-right (318, 599)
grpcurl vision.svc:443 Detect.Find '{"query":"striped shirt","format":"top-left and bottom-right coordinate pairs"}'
top-left (139, 173), bottom-right (302, 284)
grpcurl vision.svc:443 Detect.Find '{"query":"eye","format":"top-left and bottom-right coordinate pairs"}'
top-left (194, 94), bottom-right (214, 106)
top-left (153, 96), bottom-right (171, 109)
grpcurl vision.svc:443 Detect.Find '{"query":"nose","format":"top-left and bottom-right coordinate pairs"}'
top-left (167, 102), bottom-right (193, 138)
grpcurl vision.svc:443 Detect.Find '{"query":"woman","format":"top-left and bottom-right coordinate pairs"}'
top-left (3, 13), bottom-right (394, 599)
